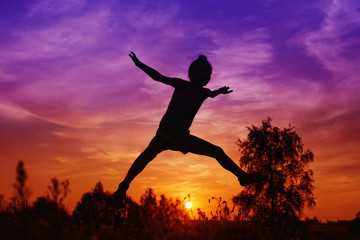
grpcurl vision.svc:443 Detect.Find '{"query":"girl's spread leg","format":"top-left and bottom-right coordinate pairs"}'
top-left (186, 137), bottom-right (247, 179)
top-left (187, 136), bottom-right (267, 186)
top-left (114, 136), bottom-right (169, 197)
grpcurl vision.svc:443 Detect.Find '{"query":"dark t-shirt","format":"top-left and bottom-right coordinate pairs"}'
top-left (159, 80), bottom-right (211, 132)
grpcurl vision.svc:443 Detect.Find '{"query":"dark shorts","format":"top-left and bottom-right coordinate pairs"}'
top-left (149, 128), bottom-right (203, 154)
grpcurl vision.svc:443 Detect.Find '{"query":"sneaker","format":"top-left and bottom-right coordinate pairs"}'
top-left (110, 184), bottom-right (128, 208)
top-left (109, 190), bottom-right (125, 208)
top-left (239, 173), bottom-right (267, 187)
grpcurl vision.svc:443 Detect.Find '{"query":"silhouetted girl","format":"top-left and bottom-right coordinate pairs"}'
top-left (113, 52), bottom-right (265, 203)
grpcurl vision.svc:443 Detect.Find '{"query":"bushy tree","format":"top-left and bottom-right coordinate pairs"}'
top-left (31, 196), bottom-right (72, 238)
top-left (138, 188), bottom-right (190, 225)
top-left (73, 181), bottom-right (118, 227)
top-left (157, 193), bottom-right (190, 224)
top-left (233, 118), bottom-right (315, 226)
top-left (140, 188), bottom-right (157, 218)
top-left (134, 188), bottom-right (190, 239)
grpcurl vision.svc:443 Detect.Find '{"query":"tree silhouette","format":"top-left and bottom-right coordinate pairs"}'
top-left (46, 177), bottom-right (70, 207)
top-left (140, 188), bottom-right (157, 218)
top-left (73, 181), bottom-right (115, 227)
top-left (13, 160), bottom-right (31, 209)
top-left (157, 193), bottom-right (190, 226)
top-left (350, 211), bottom-right (360, 237)
top-left (233, 118), bottom-right (315, 232)
top-left (137, 188), bottom-right (190, 225)
top-left (31, 196), bottom-right (72, 238)
top-left (134, 188), bottom-right (190, 239)
top-left (0, 194), bottom-right (5, 211)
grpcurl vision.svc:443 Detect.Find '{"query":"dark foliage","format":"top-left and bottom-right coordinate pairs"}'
top-left (350, 211), bottom-right (360, 237)
top-left (1, 182), bottom-right (358, 240)
top-left (0, 197), bottom-right (72, 240)
top-left (72, 181), bottom-right (123, 228)
top-left (13, 160), bottom-right (31, 209)
top-left (233, 118), bottom-right (315, 238)
top-left (46, 177), bottom-right (70, 207)
top-left (209, 197), bottom-right (234, 221)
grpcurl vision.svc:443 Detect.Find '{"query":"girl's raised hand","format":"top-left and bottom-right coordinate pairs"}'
top-left (218, 86), bottom-right (233, 94)
top-left (129, 51), bottom-right (140, 65)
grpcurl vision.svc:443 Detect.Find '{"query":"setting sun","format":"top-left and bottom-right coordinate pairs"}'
top-left (185, 202), bottom-right (192, 209)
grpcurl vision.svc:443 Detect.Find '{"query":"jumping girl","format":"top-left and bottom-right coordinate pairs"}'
top-left (112, 52), bottom-right (265, 203)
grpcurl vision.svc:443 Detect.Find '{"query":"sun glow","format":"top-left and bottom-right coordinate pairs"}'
top-left (185, 202), bottom-right (192, 209)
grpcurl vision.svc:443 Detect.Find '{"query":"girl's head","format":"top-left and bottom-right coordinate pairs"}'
top-left (188, 55), bottom-right (212, 86)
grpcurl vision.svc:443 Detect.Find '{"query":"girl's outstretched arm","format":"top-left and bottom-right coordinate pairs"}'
top-left (209, 86), bottom-right (233, 98)
top-left (129, 51), bottom-right (184, 87)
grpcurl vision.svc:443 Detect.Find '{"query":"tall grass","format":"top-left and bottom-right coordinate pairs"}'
top-left (1, 184), bottom-right (358, 239)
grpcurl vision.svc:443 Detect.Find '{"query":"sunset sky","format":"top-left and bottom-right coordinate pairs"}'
top-left (1, 0), bottom-right (360, 221)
